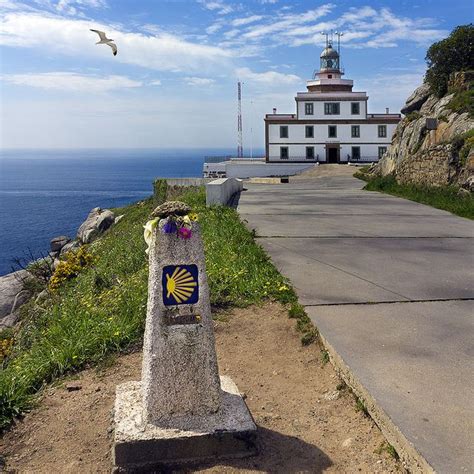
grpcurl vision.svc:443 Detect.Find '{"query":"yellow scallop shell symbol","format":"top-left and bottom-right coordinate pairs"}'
top-left (165, 266), bottom-right (198, 304)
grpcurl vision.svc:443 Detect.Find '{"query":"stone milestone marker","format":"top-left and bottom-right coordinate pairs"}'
top-left (113, 203), bottom-right (256, 471)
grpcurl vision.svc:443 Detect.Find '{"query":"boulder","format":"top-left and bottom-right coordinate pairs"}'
top-left (77, 207), bottom-right (115, 244)
top-left (401, 83), bottom-right (431, 115)
top-left (50, 235), bottom-right (71, 253)
top-left (0, 271), bottom-right (31, 327)
top-left (60, 240), bottom-right (81, 257)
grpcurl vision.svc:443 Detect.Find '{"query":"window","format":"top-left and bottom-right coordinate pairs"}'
top-left (328, 74), bottom-right (333, 78)
top-left (324, 103), bottom-right (340, 115)
top-left (305, 126), bottom-right (314, 138)
top-left (351, 146), bottom-right (360, 160)
top-left (280, 126), bottom-right (288, 138)
top-left (305, 103), bottom-right (314, 115)
top-left (280, 147), bottom-right (289, 159)
top-left (378, 146), bottom-right (387, 159)
top-left (351, 102), bottom-right (360, 115)
top-left (328, 125), bottom-right (337, 138)
top-left (378, 125), bottom-right (387, 138)
top-left (351, 125), bottom-right (360, 138)
top-left (306, 147), bottom-right (315, 159)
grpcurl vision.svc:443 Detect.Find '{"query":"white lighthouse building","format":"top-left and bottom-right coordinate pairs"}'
top-left (265, 41), bottom-right (400, 163)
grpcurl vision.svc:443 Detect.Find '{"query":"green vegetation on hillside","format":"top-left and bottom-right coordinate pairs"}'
top-left (355, 171), bottom-right (474, 219)
top-left (425, 24), bottom-right (474, 97)
top-left (0, 185), bottom-right (316, 430)
top-left (448, 88), bottom-right (474, 117)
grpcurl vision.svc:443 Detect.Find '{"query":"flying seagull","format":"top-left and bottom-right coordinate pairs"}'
top-left (90, 29), bottom-right (117, 56)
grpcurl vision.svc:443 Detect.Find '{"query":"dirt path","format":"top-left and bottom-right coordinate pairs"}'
top-left (0, 303), bottom-right (402, 473)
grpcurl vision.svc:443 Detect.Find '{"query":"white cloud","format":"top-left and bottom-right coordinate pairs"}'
top-left (0, 11), bottom-right (233, 73)
top-left (236, 67), bottom-right (301, 85)
top-left (32, 0), bottom-right (107, 16)
top-left (205, 21), bottom-right (224, 34)
top-left (149, 79), bottom-right (161, 86)
top-left (242, 4), bottom-right (334, 40)
top-left (197, 0), bottom-right (233, 15)
top-left (231, 15), bottom-right (263, 27)
top-left (184, 77), bottom-right (216, 86)
top-left (2, 72), bottom-right (142, 92)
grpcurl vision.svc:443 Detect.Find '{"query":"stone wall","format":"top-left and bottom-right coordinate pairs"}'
top-left (373, 73), bottom-right (473, 189)
top-left (394, 144), bottom-right (458, 187)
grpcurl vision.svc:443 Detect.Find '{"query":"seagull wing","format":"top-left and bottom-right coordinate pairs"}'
top-left (90, 29), bottom-right (109, 42)
top-left (107, 42), bottom-right (118, 56)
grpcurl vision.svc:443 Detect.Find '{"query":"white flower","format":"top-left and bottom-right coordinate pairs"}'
top-left (144, 218), bottom-right (159, 254)
top-left (182, 215), bottom-right (192, 228)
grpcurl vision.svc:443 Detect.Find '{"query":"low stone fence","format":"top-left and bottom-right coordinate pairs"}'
top-left (205, 178), bottom-right (243, 206)
top-left (164, 178), bottom-right (213, 187)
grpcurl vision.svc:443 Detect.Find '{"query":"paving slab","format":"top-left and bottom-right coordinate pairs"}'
top-left (306, 301), bottom-right (474, 474)
top-left (243, 213), bottom-right (474, 238)
top-left (261, 236), bottom-right (473, 303)
top-left (237, 171), bottom-right (474, 472)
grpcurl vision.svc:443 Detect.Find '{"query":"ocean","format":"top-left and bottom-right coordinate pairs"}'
top-left (0, 148), bottom-right (239, 276)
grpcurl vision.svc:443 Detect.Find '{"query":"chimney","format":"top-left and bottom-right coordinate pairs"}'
top-left (386, 107), bottom-right (389, 114)
top-left (273, 107), bottom-right (277, 114)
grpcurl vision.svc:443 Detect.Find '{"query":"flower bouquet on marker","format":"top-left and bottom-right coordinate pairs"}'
top-left (144, 201), bottom-right (199, 253)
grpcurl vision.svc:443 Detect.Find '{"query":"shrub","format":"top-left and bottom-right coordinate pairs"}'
top-left (405, 111), bottom-right (421, 122)
top-left (0, 330), bottom-right (14, 365)
top-left (451, 129), bottom-right (474, 166)
top-left (425, 24), bottom-right (474, 97)
top-left (153, 179), bottom-right (168, 205)
top-left (448, 89), bottom-right (474, 117)
top-left (49, 246), bottom-right (95, 291)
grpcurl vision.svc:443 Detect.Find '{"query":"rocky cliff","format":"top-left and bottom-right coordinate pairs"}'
top-left (374, 71), bottom-right (474, 190)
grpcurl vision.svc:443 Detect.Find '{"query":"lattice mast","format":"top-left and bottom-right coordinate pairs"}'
top-left (237, 81), bottom-right (243, 158)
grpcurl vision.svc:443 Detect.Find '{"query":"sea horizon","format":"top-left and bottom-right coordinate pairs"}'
top-left (0, 147), bottom-right (263, 276)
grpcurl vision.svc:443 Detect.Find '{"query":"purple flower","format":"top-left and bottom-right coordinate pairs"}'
top-left (162, 220), bottom-right (177, 234)
top-left (178, 227), bottom-right (192, 239)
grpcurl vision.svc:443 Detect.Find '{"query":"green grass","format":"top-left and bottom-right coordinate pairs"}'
top-left (448, 88), bottom-right (474, 117)
top-left (356, 174), bottom-right (474, 219)
top-left (375, 442), bottom-right (400, 460)
top-left (355, 397), bottom-right (369, 417)
top-left (0, 185), bottom-right (317, 430)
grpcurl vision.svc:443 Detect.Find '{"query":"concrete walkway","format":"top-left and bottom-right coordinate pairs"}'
top-left (237, 169), bottom-right (474, 473)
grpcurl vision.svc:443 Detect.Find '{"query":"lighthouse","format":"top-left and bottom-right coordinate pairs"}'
top-left (264, 37), bottom-right (401, 163)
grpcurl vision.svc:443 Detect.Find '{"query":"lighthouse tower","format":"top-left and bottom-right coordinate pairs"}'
top-left (306, 42), bottom-right (354, 93)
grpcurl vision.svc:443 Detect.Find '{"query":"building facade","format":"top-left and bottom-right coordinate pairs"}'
top-left (265, 44), bottom-right (401, 163)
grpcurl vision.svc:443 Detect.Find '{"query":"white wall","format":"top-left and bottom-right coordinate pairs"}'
top-left (269, 123), bottom-right (396, 144)
top-left (206, 178), bottom-right (243, 206)
top-left (268, 143), bottom-right (389, 162)
top-left (297, 100), bottom-right (367, 119)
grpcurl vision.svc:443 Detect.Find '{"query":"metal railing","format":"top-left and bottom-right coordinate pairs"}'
top-left (204, 156), bottom-right (265, 163)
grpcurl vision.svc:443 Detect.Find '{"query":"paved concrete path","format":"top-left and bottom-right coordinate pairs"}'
top-left (237, 170), bottom-right (474, 473)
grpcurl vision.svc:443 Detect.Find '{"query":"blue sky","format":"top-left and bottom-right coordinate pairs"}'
top-left (0, 0), bottom-right (471, 149)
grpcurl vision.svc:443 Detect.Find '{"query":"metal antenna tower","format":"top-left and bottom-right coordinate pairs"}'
top-left (237, 81), bottom-right (243, 158)
top-left (320, 31), bottom-right (328, 48)
top-left (335, 31), bottom-right (343, 56)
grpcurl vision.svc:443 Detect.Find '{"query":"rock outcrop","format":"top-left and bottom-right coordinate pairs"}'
top-left (374, 72), bottom-right (474, 188)
top-left (0, 271), bottom-right (31, 328)
top-left (77, 207), bottom-right (115, 244)
top-left (50, 235), bottom-right (71, 253)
